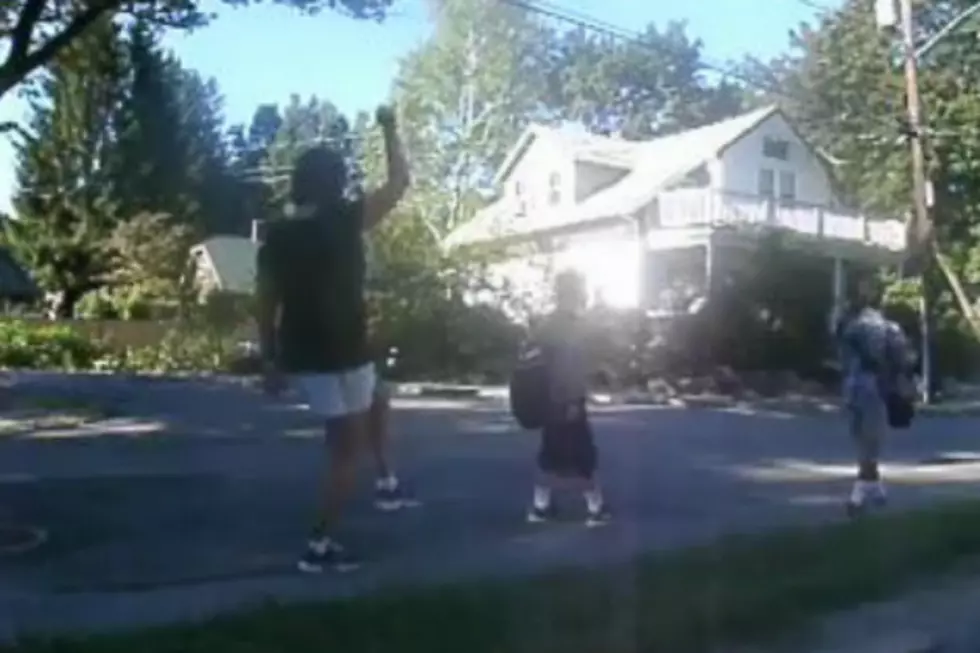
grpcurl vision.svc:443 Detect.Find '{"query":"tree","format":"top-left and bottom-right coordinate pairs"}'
top-left (104, 211), bottom-right (194, 318)
top-left (260, 94), bottom-right (358, 211)
top-left (112, 22), bottom-right (196, 224)
top-left (176, 69), bottom-right (244, 235)
top-left (395, 0), bottom-right (550, 237)
top-left (544, 22), bottom-right (745, 139)
top-left (0, 0), bottom-right (398, 102)
top-left (742, 0), bottom-right (980, 374)
top-left (228, 104), bottom-right (284, 236)
top-left (4, 18), bottom-right (125, 317)
top-left (229, 104), bottom-right (283, 172)
top-left (110, 23), bottom-right (239, 236)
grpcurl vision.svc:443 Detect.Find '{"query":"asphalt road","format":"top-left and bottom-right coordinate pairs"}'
top-left (2, 373), bottom-right (980, 640)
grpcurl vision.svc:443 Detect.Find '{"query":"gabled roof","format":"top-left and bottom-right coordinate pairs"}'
top-left (494, 124), bottom-right (640, 186)
top-left (449, 106), bottom-right (783, 248)
top-left (494, 106), bottom-right (780, 187)
top-left (572, 105), bottom-right (780, 223)
top-left (191, 236), bottom-right (259, 294)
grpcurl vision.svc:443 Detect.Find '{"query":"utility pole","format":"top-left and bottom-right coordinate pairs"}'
top-left (900, 0), bottom-right (936, 404)
top-left (878, 0), bottom-right (936, 403)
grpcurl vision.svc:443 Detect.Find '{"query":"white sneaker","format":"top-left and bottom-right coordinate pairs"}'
top-left (846, 480), bottom-right (887, 516)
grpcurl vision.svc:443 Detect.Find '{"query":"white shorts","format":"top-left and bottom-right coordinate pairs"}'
top-left (293, 363), bottom-right (376, 419)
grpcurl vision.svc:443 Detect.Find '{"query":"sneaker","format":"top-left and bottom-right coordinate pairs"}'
top-left (374, 484), bottom-right (422, 512)
top-left (846, 481), bottom-right (887, 518)
top-left (585, 506), bottom-right (612, 528)
top-left (297, 539), bottom-right (360, 574)
top-left (871, 484), bottom-right (888, 507)
top-left (527, 504), bottom-right (557, 524)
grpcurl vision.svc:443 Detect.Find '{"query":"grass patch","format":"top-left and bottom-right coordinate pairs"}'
top-left (11, 500), bottom-right (980, 652)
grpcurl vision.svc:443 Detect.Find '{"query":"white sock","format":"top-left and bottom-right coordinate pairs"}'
top-left (533, 486), bottom-right (551, 510)
top-left (584, 489), bottom-right (604, 514)
top-left (376, 475), bottom-right (398, 491)
top-left (309, 536), bottom-right (333, 554)
top-left (850, 480), bottom-right (883, 504)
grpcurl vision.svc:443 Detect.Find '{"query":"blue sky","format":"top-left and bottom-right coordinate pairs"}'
top-left (0, 0), bottom-right (838, 212)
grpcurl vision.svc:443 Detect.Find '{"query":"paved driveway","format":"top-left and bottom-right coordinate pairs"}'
top-left (1, 374), bottom-right (980, 640)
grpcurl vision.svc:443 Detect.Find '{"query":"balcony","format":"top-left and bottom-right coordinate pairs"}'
top-left (445, 187), bottom-right (906, 258)
top-left (654, 189), bottom-right (905, 253)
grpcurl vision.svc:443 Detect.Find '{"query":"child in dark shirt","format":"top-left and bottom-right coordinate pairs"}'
top-left (526, 270), bottom-right (610, 527)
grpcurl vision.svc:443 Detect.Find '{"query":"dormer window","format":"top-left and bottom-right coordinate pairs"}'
top-left (763, 137), bottom-right (790, 161)
top-left (548, 172), bottom-right (562, 206)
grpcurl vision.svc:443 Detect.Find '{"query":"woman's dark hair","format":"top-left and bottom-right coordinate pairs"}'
top-left (290, 146), bottom-right (347, 207)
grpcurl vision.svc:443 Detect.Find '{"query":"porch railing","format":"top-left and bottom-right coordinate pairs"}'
top-left (655, 189), bottom-right (905, 251)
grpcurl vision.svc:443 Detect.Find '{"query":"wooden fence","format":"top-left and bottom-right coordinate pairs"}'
top-left (7, 319), bottom-right (257, 348)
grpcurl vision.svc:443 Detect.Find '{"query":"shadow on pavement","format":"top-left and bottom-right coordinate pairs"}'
top-left (1, 372), bottom-right (980, 636)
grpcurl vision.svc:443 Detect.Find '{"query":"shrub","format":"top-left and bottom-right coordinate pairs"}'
top-left (0, 320), bottom-right (105, 370)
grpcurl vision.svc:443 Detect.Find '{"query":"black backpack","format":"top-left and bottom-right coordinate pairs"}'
top-left (883, 333), bottom-right (916, 429)
top-left (509, 344), bottom-right (551, 430)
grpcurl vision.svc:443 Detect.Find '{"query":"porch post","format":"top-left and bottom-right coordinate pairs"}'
top-left (636, 208), bottom-right (650, 310)
top-left (830, 255), bottom-right (846, 333)
top-left (704, 237), bottom-right (715, 297)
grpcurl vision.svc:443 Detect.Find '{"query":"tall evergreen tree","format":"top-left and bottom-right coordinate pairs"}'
top-left (3, 18), bottom-right (125, 317)
top-left (177, 69), bottom-right (243, 235)
top-left (112, 22), bottom-right (195, 224)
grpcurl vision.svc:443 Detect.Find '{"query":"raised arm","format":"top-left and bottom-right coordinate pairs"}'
top-left (362, 105), bottom-right (410, 231)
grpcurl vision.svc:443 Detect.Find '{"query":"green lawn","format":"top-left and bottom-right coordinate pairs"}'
top-left (12, 500), bottom-right (980, 653)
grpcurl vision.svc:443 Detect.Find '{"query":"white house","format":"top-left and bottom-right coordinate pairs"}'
top-left (443, 105), bottom-right (906, 317)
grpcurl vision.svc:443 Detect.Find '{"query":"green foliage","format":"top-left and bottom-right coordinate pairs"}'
top-left (9, 23), bottom-right (237, 318)
top-left (544, 22), bottom-right (745, 138)
top-left (0, 321), bottom-right (104, 370)
top-left (104, 211), bottom-right (196, 318)
top-left (261, 95), bottom-right (358, 211)
top-left (740, 0), bottom-right (980, 378)
top-left (101, 325), bottom-right (239, 375)
top-left (4, 18), bottom-right (125, 318)
top-left (394, 0), bottom-right (548, 236)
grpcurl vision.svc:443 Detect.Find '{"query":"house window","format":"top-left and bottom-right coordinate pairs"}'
top-left (779, 171), bottom-right (797, 201)
top-left (763, 137), bottom-right (790, 161)
top-left (548, 172), bottom-right (562, 205)
top-left (758, 169), bottom-right (775, 198)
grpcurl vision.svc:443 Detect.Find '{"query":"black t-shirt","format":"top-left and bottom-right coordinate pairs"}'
top-left (257, 201), bottom-right (370, 373)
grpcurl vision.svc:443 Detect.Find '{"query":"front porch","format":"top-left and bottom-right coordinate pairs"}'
top-left (454, 188), bottom-right (905, 318)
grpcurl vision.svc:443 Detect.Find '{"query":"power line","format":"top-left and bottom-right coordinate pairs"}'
top-left (499, 0), bottom-right (790, 98)
top-left (501, 0), bottom-right (917, 138)
top-left (795, 0), bottom-right (836, 13)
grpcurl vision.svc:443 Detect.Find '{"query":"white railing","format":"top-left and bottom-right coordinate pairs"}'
top-left (656, 189), bottom-right (905, 251)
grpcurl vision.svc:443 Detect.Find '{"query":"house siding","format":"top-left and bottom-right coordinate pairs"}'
top-left (714, 113), bottom-right (836, 206)
top-left (477, 223), bottom-right (642, 316)
top-left (574, 162), bottom-right (629, 202)
top-left (502, 134), bottom-right (575, 215)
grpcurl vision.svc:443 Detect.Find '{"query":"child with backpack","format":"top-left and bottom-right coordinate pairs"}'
top-left (512, 270), bottom-right (611, 527)
top-left (835, 276), bottom-right (916, 516)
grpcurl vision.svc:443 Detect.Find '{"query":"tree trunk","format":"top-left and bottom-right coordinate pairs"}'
top-left (49, 288), bottom-right (83, 319)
